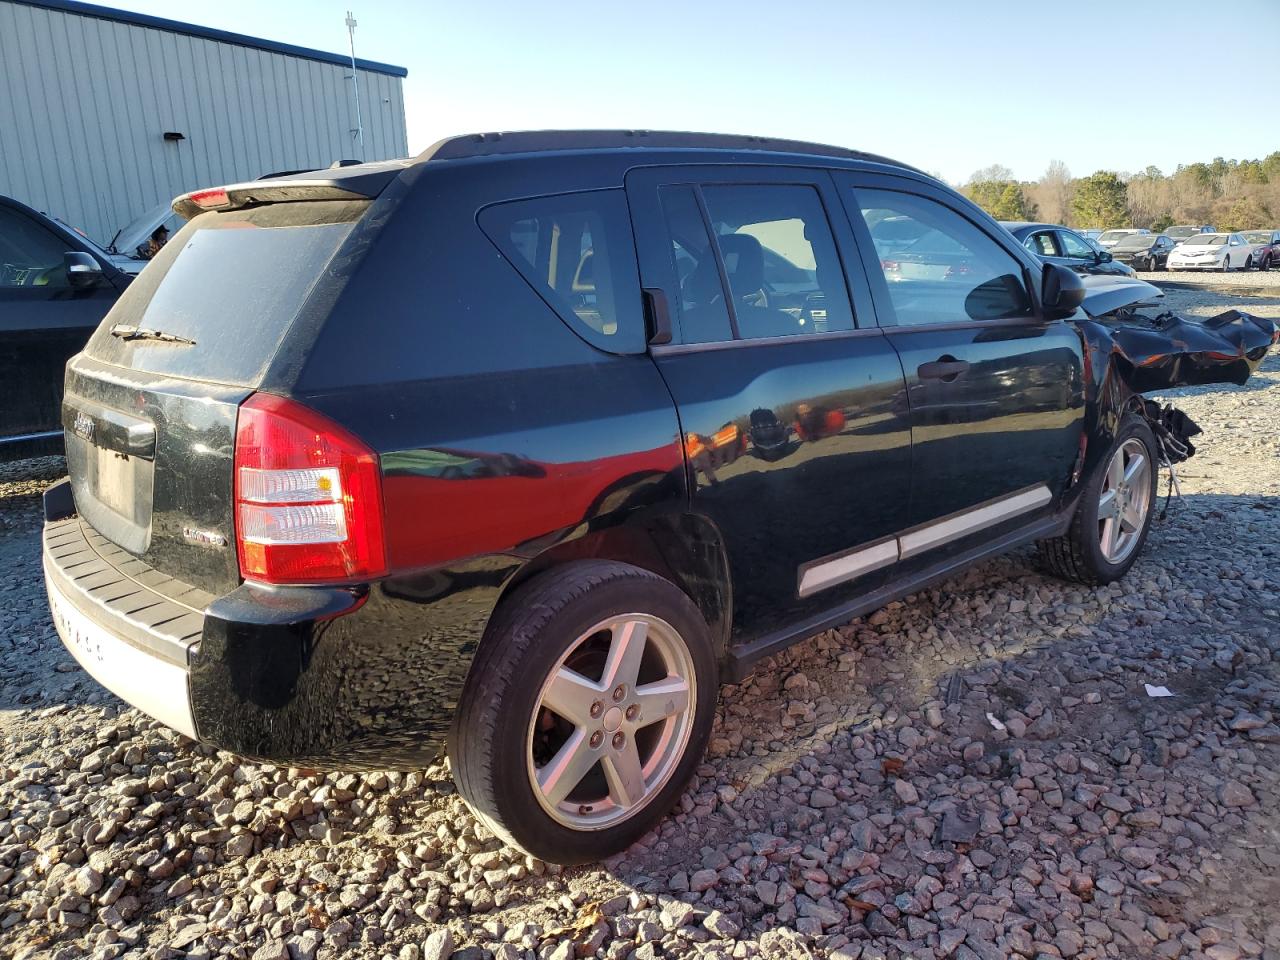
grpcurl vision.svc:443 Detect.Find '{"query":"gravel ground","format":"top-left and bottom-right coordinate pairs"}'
top-left (1, 281), bottom-right (1278, 960)
top-left (1134, 267), bottom-right (1280, 298)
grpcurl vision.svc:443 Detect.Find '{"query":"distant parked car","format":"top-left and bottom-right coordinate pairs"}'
top-left (1166, 232), bottom-right (1259, 271)
top-left (0, 194), bottom-right (132, 461)
top-left (1097, 228), bottom-right (1151, 249)
top-left (1165, 225), bottom-right (1216, 242)
top-left (1001, 222), bottom-right (1136, 277)
top-left (1109, 233), bottom-right (1178, 272)
top-left (1079, 229), bottom-right (1104, 241)
top-left (1240, 230), bottom-right (1280, 270)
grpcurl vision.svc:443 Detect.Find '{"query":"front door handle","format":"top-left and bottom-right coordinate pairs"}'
top-left (917, 358), bottom-right (970, 382)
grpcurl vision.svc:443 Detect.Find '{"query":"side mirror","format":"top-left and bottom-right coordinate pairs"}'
top-left (1042, 263), bottom-right (1086, 320)
top-left (1097, 250), bottom-right (1113, 263)
top-left (65, 251), bottom-right (104, 288)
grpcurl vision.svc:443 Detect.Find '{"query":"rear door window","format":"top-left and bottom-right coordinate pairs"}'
top-left (652, 182), bottom-right (854, 344)
top-left (1024, 231), bottom-right (1059, 258)
top-left (86, 200), bottom-right (367, 386)
top-left (855, 189), bottom-right (1032, 326)
top-left (0, 206), bottom-right (72, 289)
top-left (479, 190), bottom-right (644, 353)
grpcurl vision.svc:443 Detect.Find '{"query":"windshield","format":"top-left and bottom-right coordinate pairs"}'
top-left (1166, 226), bottom-right (1197, 238)
top-left (1184, 235), bottom-right (1227, 246)
top-left (1114, 235), bottom-right (1153, 250)
top-left (1242, 232), bottom-right (1272, 244)
top-left (1099, 230), bottom-right (1133, 242)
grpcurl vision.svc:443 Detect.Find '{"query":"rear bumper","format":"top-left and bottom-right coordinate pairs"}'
top-left (42, 480), bottom-right (466, 768)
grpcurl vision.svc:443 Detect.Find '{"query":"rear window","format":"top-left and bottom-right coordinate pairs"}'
top-left (86, 200), bottom-right (367, 386)
top-left (478, 190), bottom-right (644, 353)
top-left (1114, 235), bottom-right (1153, 249)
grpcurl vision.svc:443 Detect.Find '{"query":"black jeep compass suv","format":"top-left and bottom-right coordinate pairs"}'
top-left (42, 131), bottom-right (1274, 864)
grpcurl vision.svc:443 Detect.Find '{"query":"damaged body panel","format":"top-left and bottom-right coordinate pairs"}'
top-left (1070, 275), bottom-right (1277, 482)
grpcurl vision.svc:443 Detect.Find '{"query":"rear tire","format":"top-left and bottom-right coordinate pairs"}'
top-left (1036, 416), bottom-right (1158, 586)
top-left (1245, 254), bottom-right (1254, 271)
top-left (449, 561), bottom-right (717, 864)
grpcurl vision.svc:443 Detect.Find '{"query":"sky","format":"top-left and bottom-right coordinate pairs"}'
top-left (106, 0), bottom-right (1279, 185)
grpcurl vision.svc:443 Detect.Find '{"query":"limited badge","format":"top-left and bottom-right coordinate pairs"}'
top-left (182, 526), bottom-right (228, 549)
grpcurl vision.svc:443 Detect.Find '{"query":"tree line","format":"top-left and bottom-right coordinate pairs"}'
top-left (961, 153), bottom-right (1280, 232)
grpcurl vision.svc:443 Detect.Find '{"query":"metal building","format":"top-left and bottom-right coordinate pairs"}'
top-left (0, 0), bottom-right (408, 246)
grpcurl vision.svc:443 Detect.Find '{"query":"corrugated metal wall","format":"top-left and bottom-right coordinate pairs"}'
top-left (0, 1), bottom-right (408, 245)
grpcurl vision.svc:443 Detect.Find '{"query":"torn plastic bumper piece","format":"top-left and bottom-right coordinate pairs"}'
top-left (1094, 309), bottom-right (1277, 393)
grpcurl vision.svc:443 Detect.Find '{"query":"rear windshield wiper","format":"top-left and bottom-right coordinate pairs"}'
top-left (109, 323), bottom-right (196, 345)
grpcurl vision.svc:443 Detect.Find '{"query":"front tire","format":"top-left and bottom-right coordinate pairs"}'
top-left (450, 561), bottom-right (717, 864)
top-left (1037, 416), bottom-right (1158, 586)
top-left (1222, 255), bottom-right (1232, 272)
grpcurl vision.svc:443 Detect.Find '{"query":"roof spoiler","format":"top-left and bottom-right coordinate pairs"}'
top-left (172, 159), bottom-right (412, 219)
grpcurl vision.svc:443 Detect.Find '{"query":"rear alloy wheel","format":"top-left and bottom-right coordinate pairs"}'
top-left (1244, 254), bottom-right (1254, 271)
top-left (450, 561), bottom-right (716, 864)
top-left (1036, 416), bottom-right (1158, 585)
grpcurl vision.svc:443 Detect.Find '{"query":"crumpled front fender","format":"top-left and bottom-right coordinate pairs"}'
top-left (1071, 308), bottom-right (1276, 486)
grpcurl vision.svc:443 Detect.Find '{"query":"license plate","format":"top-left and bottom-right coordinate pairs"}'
top-left (94, 447), bottom-right (140, 519)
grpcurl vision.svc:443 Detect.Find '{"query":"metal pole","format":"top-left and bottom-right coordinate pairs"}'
top-left (345, 11), bottom-right (364, 161)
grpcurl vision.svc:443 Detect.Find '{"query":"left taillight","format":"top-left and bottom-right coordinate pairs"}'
top-left (234, 393), bottom-right (387, 584)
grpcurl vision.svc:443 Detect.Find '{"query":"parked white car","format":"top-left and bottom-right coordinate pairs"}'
top-left (1097, 228), bottom-right (1151, 249)
top-left (1166, 233), bottom-right (1262, 272)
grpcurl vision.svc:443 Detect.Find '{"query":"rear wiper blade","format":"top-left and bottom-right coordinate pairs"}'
top-left (109, 323), bottom-right (195, 345)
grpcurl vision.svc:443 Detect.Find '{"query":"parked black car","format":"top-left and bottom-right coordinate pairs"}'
top-left (1109, 233), bottom-right (1177, 271)
top-left (42, 132), bottom-right (1275, 864)
top-left (1001, 222), bottom-right (1136, 278)
top-left (1, 194), bottom-right (133, 462)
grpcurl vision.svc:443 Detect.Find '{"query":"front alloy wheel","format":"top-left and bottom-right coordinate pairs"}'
top-left (1035, 416), bottom-right (1159, 585)
top-left (1097, 438), bottom-right (1152, 565)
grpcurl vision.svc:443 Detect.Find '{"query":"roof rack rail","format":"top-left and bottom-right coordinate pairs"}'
top-left (419, 130), bottom-right (915, 170)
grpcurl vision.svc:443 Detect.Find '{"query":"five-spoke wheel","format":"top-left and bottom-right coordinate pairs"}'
top-left (450, 561), bottom-right (716, 863)
top-left (1037, 415), bottom-right (1159, 585)
top-left (528, 614), bottom-right (695, 829)
top-left (1097, 438), bottom-right (1152, 565)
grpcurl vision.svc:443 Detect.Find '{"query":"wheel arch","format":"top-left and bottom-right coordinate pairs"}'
top-left (497, 510), bottom-right (734, 663)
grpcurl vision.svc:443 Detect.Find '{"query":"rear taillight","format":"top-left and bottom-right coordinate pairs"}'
top-left (234, 394), bottom-right (387, 584)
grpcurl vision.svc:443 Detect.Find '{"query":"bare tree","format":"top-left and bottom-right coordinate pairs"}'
top-left (1034, 160), bottom-right (1073, 225)
top-left (967, 164), bottom-right (1015, 185)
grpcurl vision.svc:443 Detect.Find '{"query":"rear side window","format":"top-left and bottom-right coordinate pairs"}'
top-left (86, 200), bottom-right (367, 386)
top-left (479, 190), bottom-right (643, 353)
top-left (856, 189), bottom-right (1032, 326)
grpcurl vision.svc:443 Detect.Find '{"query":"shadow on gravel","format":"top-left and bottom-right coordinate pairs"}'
top-left (595, 490), bottom-right (1279, 953)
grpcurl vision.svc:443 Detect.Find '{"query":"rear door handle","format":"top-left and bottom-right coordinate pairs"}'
top-left (917, 358), bottom-right (970, 382)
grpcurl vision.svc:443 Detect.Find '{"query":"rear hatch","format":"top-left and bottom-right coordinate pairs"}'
top-left (62, 178), bottom-right (394, 596)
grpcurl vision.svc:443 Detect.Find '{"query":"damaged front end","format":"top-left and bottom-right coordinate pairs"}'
top-left (1072, 275), bottom-right (1277, 480)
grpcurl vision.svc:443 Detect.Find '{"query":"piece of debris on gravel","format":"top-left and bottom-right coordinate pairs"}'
top-left (2, 285), bottom-right (1278, 960)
